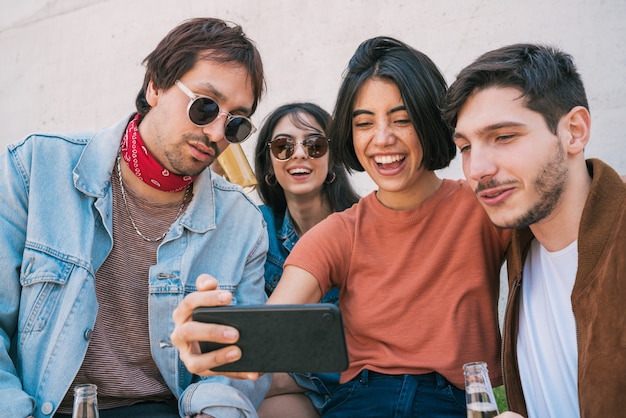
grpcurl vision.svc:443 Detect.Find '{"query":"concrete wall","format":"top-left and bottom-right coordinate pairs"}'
top-left (1, 0), bottom-right (625, 198)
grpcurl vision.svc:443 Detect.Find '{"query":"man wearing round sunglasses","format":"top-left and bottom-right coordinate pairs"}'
top-left (0, 18), bottom-right (270, 418)
top-left (175, 79), bottom-right (257, 144)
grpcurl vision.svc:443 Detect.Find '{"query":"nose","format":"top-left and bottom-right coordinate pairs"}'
top-left (372, 122), bottom-right (395, 146)
top-left (465, 144), bottom-right (497, 182)
top-left (290, 141), bottom-right (309, 159)
top-left (201, 113), bottom-right (228, 143)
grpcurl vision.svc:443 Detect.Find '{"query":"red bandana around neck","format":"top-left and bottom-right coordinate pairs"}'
top-left (121, 114), bottom-right (195, 192)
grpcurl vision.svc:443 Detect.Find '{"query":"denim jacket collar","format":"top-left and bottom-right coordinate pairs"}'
top-left (73, 113), bottom-right (218, 234)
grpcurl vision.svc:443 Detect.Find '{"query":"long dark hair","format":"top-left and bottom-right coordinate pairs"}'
top-left (330, 36), bottom-right (455, 173)
top-left (254, 102), bottom-right (360, 219)
top-left (136, 17), bottom-right (265, 117)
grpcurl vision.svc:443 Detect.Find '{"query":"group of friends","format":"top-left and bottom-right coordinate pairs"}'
top-left (0, 16), bottom-right (624, 418)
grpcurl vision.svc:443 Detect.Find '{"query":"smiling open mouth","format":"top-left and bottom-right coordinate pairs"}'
top-left (288, 167), bottom-right (312, 176)
top-left (374, 154), bottom-right (405, 168)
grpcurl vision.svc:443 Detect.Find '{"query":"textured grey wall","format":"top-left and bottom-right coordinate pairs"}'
top-left (1, 0), bottom-right (625, 196)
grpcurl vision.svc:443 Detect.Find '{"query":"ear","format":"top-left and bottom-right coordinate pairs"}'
top-left (561, 106), bottom-right (590, 156)
top-left (145, 80), bottom-right (160, 107)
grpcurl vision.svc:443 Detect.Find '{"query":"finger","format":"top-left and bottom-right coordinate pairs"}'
top-left (178, 344), bottom-right (259, 380)
top-left (178, 343), bottom-right (240, 375)
top-left (171, 322), bottom-right (260, 380)
top-left (172, 289), bottom-right (233, 324)
top-left (195, 274), bottom-right (219, 291)
top-left (170, 322), bottom-right (238, 370)
top-left (172, 321), bottom-right (239, 347)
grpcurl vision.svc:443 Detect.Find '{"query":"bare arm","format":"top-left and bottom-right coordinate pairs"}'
top-left (267, 265), bottom-right (323, 305)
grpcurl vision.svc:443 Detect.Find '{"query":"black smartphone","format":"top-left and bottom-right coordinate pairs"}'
top-left (192, 303), bottom-right (349, 373)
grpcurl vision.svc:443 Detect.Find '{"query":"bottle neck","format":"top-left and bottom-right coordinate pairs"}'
top-left (72, 384), bottom-right (99, 418)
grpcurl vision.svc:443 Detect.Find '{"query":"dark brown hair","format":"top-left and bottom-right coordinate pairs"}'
top-left (136, 17), bottom-right (265, 117)
top-left (330, 36), bottom-right (455, 173)
top-left (254, 103), bottom-right (360, 219)
top-left (443, 43), bottom-right (589, 134)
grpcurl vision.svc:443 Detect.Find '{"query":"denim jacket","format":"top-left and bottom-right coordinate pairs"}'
top-left (0, 115), bottom-right (270, 418)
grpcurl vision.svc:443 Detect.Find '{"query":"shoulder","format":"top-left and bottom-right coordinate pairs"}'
top-left (327, 197), bottom-right (363, 223)
top-left (299, 200), bottom-right (362, 241)
top-left (443, 179), bottom-right (512, 246)
top-left (8, 131), bottom-right (93, 154)
top-left (5, 131), bottom-right (95, 176)
top-left (6, 116), bottom-right (132, 165)
top-left (258, 204), bottom-right (279, 231)
top-left (443, 178), bottom-right (474, 197)
top-left (208, 175), bottom-right (265, 222)
top-left (587, 158), bottom-right (626, 192)
top-left (425, 179), bottom-right (483, 213)
top-left (259, 204), bottom-right (274, 220)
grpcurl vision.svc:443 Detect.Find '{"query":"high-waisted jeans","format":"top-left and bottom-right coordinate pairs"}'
top-left (322, 369), bottom-right (466, 418)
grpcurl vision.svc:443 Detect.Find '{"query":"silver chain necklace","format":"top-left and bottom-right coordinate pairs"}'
top-left (116, 155), bottom-right (190, 242)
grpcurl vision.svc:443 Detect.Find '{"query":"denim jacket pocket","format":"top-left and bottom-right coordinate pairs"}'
top-left (19, 249), bottom-right (75, 334)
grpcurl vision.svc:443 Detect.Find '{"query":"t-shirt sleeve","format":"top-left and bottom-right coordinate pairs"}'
top-left (284, 211), bottom-right (354, 296)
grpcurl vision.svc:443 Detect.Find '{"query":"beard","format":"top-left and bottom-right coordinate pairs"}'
top-left (162, 133), bottom-right (219, 177)
top-left (503, 140), bottom-right (568, 229)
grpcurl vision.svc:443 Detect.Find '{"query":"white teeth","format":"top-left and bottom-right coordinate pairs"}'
top-left (288, 168), bottom-right (311, 175)
top-left (374, 155), bottom-right (404, 164)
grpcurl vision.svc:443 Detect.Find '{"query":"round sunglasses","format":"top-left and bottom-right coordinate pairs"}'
top-left (175, 80), bottom-right (256, 143)
top-left (268, 135), bottom-right (330, 161)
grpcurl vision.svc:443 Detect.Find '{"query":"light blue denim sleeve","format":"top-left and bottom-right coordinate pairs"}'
top-left (178, 199), bottom-right (270, 417)
top-left (0, 143), bottom-right (36, 417)
top-left (179, 374), bottom-right (272, 418)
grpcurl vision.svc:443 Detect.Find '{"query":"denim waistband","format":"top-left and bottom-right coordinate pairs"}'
top-left (356, 369), bottom-right (450, 389)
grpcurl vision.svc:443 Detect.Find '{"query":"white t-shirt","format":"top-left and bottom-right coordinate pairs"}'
top-left (517, 239), bottom-right (580, 418)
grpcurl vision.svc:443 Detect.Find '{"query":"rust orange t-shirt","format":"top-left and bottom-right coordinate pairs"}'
top-left (285, 179), bottom-right (510, 388)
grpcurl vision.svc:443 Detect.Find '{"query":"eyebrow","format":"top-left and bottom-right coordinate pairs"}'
top-left (272, 133), bottom-right (294, 140)
top-left (195, 81), bottom-right (253, 115)
top-left (453, 121), bottom-right (527, 139)
top-left (352, 105), bottom-right (406, 118)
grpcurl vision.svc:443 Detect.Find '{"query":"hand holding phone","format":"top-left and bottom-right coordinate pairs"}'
top-left (192, 304), bottom-right (349, 373)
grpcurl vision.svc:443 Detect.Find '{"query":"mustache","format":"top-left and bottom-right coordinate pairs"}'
top-left (187, 134), bottom-right (218, 154)
top-left (474, 179), bottom-right (517, 194)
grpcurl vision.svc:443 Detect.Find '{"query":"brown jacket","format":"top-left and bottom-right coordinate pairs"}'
top-left (502, 159), bottom-right (626, 417)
